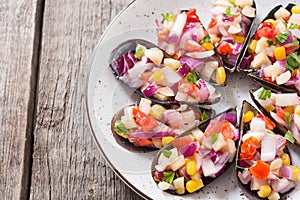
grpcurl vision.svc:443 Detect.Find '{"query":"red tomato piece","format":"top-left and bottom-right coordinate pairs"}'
top-left (217, 43), bottom-right (233, 55)
top-left (240, 136), bottom-right (260, 160)
top-left (204, 120), bottom-right (223, 137)
top-left (133, 108), bottom-right (158, 132)
top-left (286, 45), bottom-right (300, 55)
top-left (172, 136), bottom-right (193, 151)
top-left (208, 18), bottom-right (218, 29)
top-left (255, 114), bottom-right (275, 130)
top-left (221, 120), bottom-right (234, 140)
top-left (250, 160), bottom-right (270, 180)
top-left (133, 139), bottom-right (154, 147)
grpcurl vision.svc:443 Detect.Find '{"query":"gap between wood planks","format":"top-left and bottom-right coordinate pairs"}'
top-left (20, 1), bottom-right (45, 199)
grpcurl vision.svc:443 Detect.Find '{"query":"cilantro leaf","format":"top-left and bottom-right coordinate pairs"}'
top-left (291, 39), bottom-right (300, 47)
top-left (161, 12), bottom-right (175, 22)
top-left (186, 71), bottom-right (198, 84)
top-left (114, 120), bottom-right (130, 138)
top-left (286, 52), bottom-right (300, 71)
top-left (202, 150), bottom-right (211, 157)
top-left (163, 172), bottom-right (175, 183)
top-left (224, 7), bottom-right (234, 17)
top-left (287, 22), bottom-right (299, 30)
top-left (285, 130), bottom-right (295, 144)
top-left (284, 112), bottom-right (292, 128)
top-left (267, 40), bottom-right (274, 46)
top-left (229, 0), bottom-right (237, 8)
top-left (275, 32), bottom-right (290, 44)
top-left (162, 149), bottom-right (172, 158)
top-left (211, 133), bottom-right (219, 144)
top-left (201, 35), bottom-right (211, 43)
top-left (258, 89), bottom-right (271, 100)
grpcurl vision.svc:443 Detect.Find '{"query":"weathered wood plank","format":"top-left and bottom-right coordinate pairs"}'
top-left (0, 0), bottom-right (43, 199)
top-left (30, 0), bottom-right (142, 199)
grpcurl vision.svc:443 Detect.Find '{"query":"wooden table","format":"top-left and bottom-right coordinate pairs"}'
top-left (1, 0), bottom-right (142, 199)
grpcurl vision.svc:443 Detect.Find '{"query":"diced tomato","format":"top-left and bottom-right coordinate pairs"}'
top-left (217, 43), bottom-right (233, 55)
top-left (256, 114), bottom-right (275, 130)
top-left (240, 136), bottom-right (260, 160)
top-left (133, 108), bottom-right (158, 132)
top-left (255, 27), bottom-right (278, 41)
top-left (276, 107), bottom-right (287, 120)
top-left (249, 160), bottom-right (270, 180)
top-left (173, 50), bottom-right (185, 60)
top-left (208, 18), bottom-right (218, 29)
top-left (178, 82), bottom-right (196, 94)
top-left (262, 22), bottom-right (274, 29)
top-left (133, 139), bottom-right (154, 147)
top-left (204, 120), bottom-right (223, 136)
top-left (221, 120), bottom-right (234, 140)
top-left (263, 77), bottom-right (276, 84)
top-left (286, 45), bottom-right (300, 55)
top-left (186, 8), bottom-right (200, 24)
top-left (172, 136), bottom-right (193, 150)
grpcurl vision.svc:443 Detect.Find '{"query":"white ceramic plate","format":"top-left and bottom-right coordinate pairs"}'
top-left (86, 0), bottom-right (300, 199)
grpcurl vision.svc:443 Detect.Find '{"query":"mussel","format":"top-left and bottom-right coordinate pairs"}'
top-left (236, 100), bottom-right (296, 199)
top-left (109, 38), bottom-right (223, 106)
top-left (151, 107), bottom-right (239, 195)
top-left (250, 87), bottom-right (300, 146)
top-left (207, 0), bottom-right (257, 72)
top-left (241, 3), bottom-right (300, 95)
top-left (111, 97), bottom-right (215, 152)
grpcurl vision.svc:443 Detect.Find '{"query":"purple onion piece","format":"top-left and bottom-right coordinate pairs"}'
top-left (143, 82), bottom-right (158, 97)
top-left (219, 113), bottom-right (237, 125)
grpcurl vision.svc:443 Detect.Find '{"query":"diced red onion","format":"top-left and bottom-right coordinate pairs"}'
top-left (280, 165), bottom-right (295, 180)
top-left (276, 135), bottom-right (287, 150)
top-left (219, 113), bottom-right (237, 125)
top-left (284, 76), bottom-right (299, 86)
top-left (129, 131), bottom-right (173, 140)
top-left (238, 169), bottom-right (251, 184)
top-left (239, 55), bottom-right (252, 70)
top-left (227, 53), bottom-right (238, 65)
top-left (222, 16), bottom-right (234, 22)
top-left (239, 159), bottom-right (253, 168)
top-left (179, 56), bottom-right (204, 71)
top-left (163, 109), bottom-right (182, 128)
top-left (291, 122), bottom-right (300, 144)
top-left (143, 82), bottom-right (158, 97)
top-left (233, 129), bottom-right (240, 141)
top-left (275, 60), bottom-right (287, 73)
top-left (271, 178), bottom-right (296, 193)
top-left (176, 63), bottom-right (190, 77)
top-left (280, 31), bottom-right (294, 46)
top-left (180, 167), bottom-right (190, 179)
top-left (195, 79), bottom-right (210, 103)
top-left (180, 142), bottom-right (199, 158)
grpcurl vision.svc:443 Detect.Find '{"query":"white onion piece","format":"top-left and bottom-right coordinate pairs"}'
top-left (175, 91), bottom-right (188, 102)
top-left (168, 12), bottom-right (187, 44)
top-left (159, 66), bottom-right (182, 87)
top-left (275, 93), bottom-right (300, 107)
top-left (186, 50), bottom-right (215, 59)
top-left (242, 5), bottom-right (256, 18)
top-left (274, 7), bottom-right (291, 20)
top-left (238, 169), bottom-right (251, 184)
top-left (210, 6), bottom-right (227, 16)
top-left (261, 133), bottom-right (276, 162)
top-left (271, 178), bottom-right (296, 193)
top-left (250, 117), bottom-right (266, 132)
top-left (202, 157), bottom-right (218, 177)
top-left (270, 111), bottom-right (287, 127)
top-left (288, 14), bottom-right (300, 27)
top-left (276, 70), bottom-right (291, 85)
top-left (291, 28), bottom-right (300, 39)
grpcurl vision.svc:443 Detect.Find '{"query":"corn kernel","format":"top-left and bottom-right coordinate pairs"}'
top-left (243, 111), bottom-right (254, 123)
top-left (248, 39), bottom-right (257, 54)
top-left (291, 166), bottom-right (300, 181)
top-left (151, 69), bottom-right (164, 82)
top-left (150, 104), bottom-right (166, 120)
top-left (235, 36), bottom-right (245, 44)
top-left (281, 153), bottom-right (291, 166)
top-left (257, 185), bottom-right (272, 198)
top-left (213, 37), bottom-right (221, 44)
top-left (284, 106), bottom-right (294, 114)
top-left (264, 19), bottom-right (277, 28)
top-left (292, 5), bottom-right (300, 14)
top-left (186, 160), bottom-right (197, 176)
top-left (274, 46), bottom-right (286, 61)
top-left (265, 104), bottom-right (275, 112)
top-left (201, 42), bottom-right (214, 51)
top-left (186, 179), bottom-right (204, 193)
top-left (176, 188), bottom-right (185, 195)
top-left (216, 67), bottom-right (226, 84)
top-left (162, 136), bottom-right (174, 146)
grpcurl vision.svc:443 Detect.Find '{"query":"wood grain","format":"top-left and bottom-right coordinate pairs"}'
top-left (0, 0), bottom-right (42, 199)
top-left (30, 0), bottom-right (142, 199)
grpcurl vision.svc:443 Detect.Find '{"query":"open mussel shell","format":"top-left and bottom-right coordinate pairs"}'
top-left (249, 88), bottom-right (300, 146)
top-left (222, 1), bottom-right (257, 72)
top-left (236, 101), bottom-right (293, 200)
top-left (111, 102), bottom-right (215, 153)
top-left (248, 71), bottom-right (299, 95)
top-left (151, 107), bottom-right (237, 195)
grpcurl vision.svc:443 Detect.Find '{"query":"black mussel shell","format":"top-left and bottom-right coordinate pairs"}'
top-left (236, 101), bottom-right (294, 200)
top-left (151, 107), bottom-right (237, 195)
top-left (111, 102), bottom-right (215, 153)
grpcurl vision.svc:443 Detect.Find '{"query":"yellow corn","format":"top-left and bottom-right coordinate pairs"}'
top-left (176, 188), bottom-right (185, 195)
top-left (281, 153), bottom-right (291, 166)
top-left (186, 179), bottom-right (204, 193)
top-left (291, 166), bottom-right (300, 181)
top-left (257, 185), bottom-right (272, 198)
top-left (248, 39), bottom-right (257, 54)
top-left (274, 47), bottom-right (286, 61)
top-left (291, 5), bottom-right (300, 14)
top-left (216, 67), bottom-right (226, 84)
top-left (235, 36), bottom-right (245, 44)
top-left (243, 111), bottom-right (254, 123)
top-left (284, 106), bottom-right (294, 114)
top-left (213, 37), bottom-right (221, 44)
top-left (151, 69), bottom-right (164, 82)
top-left (264, 19), bottom-right (277, 28)
top-left (201, 42), bottom-right (214, 51)
top-left (186, 160), bottom-right (197, 176)
top-left (265, 104), bottom-right (275, 112)
top-left (162, 136), bottom-right (174, 146)
top-left (150, 104), bottom-right (166, 120)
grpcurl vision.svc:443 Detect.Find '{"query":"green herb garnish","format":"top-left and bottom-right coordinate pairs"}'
top-left (287, 22), bottom-right (299, 30)
top-left (162, 149), bottom-right (172, 158)
top-left (286, 52), bottom-right (300, 71)
top-left (258, 89), bottom-right (271, 100)
top-left (161, 12), bottom-right (175, 22)
top-left (202, 150), bottom-right (210, 157)
top-left (163, 172), bottom-right (175, 183)
top-left (285, 130), bottom-right (295, 144)
top-left (200, 111), bottom-right (209, 121)
top-left (114, 120), bottom-right (130, 138)
top-left (275, 32), bottom-right (290, 44)
top-left (236, 165), bottom-right (246, 170)
top-left (284, 112), bottom-right (292, 128)
top-left (291, 39), bottom-right (300, 47)
top-left (224, 7), bottom-right (234, 17)
top-left (267, 40), bottom-right (274, 46)
top-left (229, 0), bottom-right (237, 8)
top-left (211, 133), bottom-right (219, 144)
top-left (201, 35), bottom-right (211, 43)
top-left (186, 71), bottom-right (198, 84)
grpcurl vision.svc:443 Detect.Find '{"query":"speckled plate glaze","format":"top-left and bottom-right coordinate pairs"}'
top-left (86, 0), bottom-right (300, 199)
